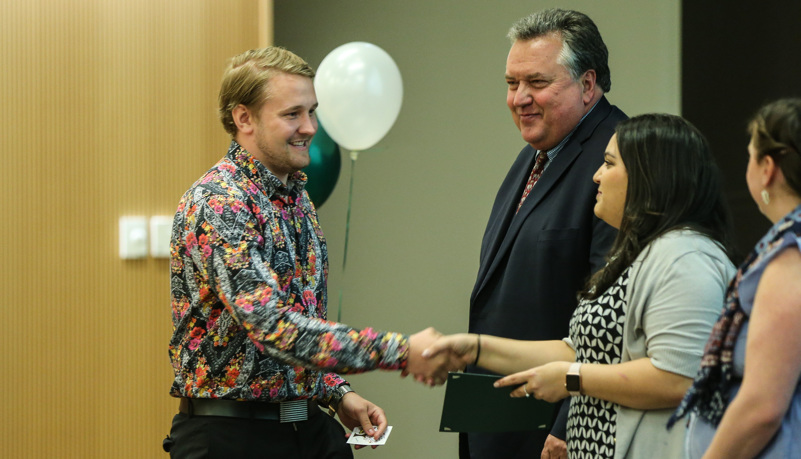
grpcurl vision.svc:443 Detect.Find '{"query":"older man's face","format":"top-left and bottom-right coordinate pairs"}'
top-left (505, 34), bottom-right (589, 151)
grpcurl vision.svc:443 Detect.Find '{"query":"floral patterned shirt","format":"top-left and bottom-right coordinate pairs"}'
top-left (169, 140), bottom-right (409, 403)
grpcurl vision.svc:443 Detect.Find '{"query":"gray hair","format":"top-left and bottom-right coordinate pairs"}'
top-left (508, 8), bottom-right (611, 93)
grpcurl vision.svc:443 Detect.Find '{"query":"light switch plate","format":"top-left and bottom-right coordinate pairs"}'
top-left (149, 216), bottom-right (173, 258)
top-left (119, 216), bottom-right (148, 259)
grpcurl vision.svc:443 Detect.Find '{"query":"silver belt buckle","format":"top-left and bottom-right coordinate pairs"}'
top-left (279, 400), bottom-right (308, 423)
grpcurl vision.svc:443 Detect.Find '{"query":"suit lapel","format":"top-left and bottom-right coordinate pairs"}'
top-left (471, 148), bottom-right (538, 301)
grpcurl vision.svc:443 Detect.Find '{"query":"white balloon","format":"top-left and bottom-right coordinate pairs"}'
top-left (314, 42), bottom-right (403, 152)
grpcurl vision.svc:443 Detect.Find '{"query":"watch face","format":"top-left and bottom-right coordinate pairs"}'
top-left (565, 374), bottom-right (581, 392)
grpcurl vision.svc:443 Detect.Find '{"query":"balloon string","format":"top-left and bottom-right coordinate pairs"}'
top-left (336, 150), bottom-right (359, 322)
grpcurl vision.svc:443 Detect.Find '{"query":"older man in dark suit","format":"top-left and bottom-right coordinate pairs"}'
top-left (464, 9), bottom-right (626, 459)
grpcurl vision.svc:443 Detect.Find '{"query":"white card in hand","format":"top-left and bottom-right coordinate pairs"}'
top-left (346, 426), bottom-right (393, 446)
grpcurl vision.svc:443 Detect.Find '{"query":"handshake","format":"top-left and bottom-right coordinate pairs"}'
top-left (401, 328), bottom-right (479, 386)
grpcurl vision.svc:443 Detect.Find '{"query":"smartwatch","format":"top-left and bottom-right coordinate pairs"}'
top-left (565, 362), bottom-right (583, 396)
top-left (328, 384), bottom-right (354, 413)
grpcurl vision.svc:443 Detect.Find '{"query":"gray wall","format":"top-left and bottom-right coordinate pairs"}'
top-left (275, 1), bottom-right (680, 457)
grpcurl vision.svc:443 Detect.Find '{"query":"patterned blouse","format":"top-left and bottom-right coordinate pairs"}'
top-left (567, 268), bottom-right (630, 458)
top-left (169, 141), bottom-right (409, 404)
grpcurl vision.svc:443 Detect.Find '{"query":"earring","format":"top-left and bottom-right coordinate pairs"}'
top-left (761, 189), bottom-right (770, 205)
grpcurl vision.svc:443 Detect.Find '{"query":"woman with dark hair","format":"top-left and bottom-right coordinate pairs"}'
top-left (424, 114), bottom-right (736, 459)
top-left (672, 99), bottom-right (801, 458)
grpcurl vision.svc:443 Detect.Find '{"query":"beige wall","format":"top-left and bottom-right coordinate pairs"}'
top-left (274, 1), bottom-right (680, 458)
top-left (0, 1), bottom-right (264, 457)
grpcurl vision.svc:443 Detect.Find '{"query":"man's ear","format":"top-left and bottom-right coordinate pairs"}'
top-left (232, 104), bottom-right (255, 135)
top-left (580, 69), bottom-right (597, 104)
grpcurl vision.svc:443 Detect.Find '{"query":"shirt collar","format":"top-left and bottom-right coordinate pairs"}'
top-left (226, 140), bottom-right (308, 198)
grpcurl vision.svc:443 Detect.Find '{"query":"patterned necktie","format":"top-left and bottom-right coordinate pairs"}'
top-left (516, 151), bottom-right (548, 213)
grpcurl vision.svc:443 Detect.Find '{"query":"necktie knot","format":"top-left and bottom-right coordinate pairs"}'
top-left (516, 151), bottom-right (548, 213)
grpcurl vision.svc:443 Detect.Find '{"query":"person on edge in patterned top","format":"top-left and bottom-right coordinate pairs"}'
top-left (163, 46), bottom-right (458, 459)
top-left (671, 98), bottom-right (801, 459)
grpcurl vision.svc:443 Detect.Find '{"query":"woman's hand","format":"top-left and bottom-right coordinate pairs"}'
top-left (421, 333), bottom-right (479, 368)
top-left (494, 361), bottom-right (572, 402)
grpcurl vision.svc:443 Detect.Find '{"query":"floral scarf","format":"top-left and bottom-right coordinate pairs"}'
top-left (670, 204), bottom-right (801, 427)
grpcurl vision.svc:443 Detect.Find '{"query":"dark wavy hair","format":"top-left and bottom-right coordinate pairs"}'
top-left (581, 114), bottom-right (735, 299)
top-left (748, 98), bottom-right (801, 198)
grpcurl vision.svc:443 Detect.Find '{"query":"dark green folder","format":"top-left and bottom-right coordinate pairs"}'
top-left (439, 372), bottom-right (556, 433)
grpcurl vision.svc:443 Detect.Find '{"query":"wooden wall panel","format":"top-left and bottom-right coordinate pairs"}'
top-left (0, 1), bottom-right (267, 457)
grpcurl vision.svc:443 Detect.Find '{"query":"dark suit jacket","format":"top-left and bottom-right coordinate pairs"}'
top-left (465, 96), bottom-right (627, 459)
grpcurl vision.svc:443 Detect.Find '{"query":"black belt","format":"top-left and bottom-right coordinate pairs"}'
top-left (179, 398), bottom-right (319, 423)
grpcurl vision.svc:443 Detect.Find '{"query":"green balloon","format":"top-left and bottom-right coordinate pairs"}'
top-left (303, 122), bottom-right (341, 207)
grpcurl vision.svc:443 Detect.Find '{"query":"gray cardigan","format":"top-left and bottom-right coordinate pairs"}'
top-left (565, 230), bottom-right (735, 459)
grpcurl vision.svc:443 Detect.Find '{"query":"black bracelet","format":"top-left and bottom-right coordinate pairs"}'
top-left (473, 334), bottom-right (481, 366)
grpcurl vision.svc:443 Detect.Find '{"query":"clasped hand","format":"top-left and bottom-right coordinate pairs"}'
top-left (417, 333), bottom-right (573, 402)
top-left (402, 328), bottom-right (467, 386)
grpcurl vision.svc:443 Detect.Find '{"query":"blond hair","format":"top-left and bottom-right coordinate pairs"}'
top-left (218, 47), bottom-right (315, 136)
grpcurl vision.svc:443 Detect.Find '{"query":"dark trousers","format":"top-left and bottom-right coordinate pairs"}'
top-left (167, 407), bottom-right (353, 458)
top-left (460, 430), bottom-right (549, 459)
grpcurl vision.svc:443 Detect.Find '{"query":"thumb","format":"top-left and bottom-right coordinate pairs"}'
top-left (358, 411), bottom-right (375, 437)
top-left (421, 338), bottom-right (449, 359)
